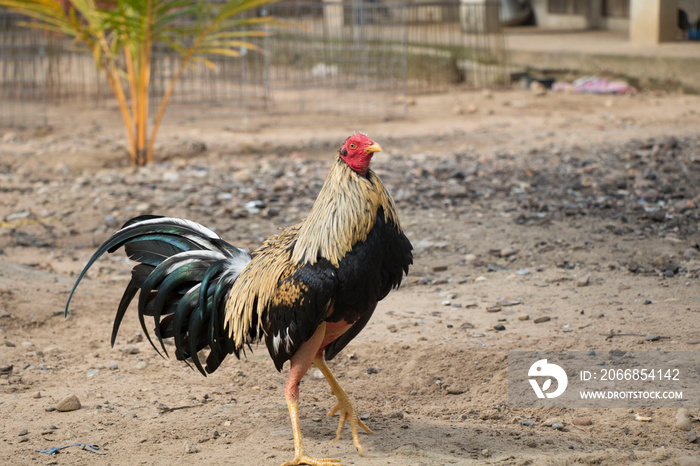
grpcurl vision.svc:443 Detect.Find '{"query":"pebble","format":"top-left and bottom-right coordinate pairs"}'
top-left (390, 411), bottom-right (405, 419)
top-left (499, 300), bottom-right (522, 307)
top-left (521, 420), bottom-right (534, 427)
top-left (517, 314), bottom-right (529, 321)
top-left (122, 346), bottom-right (140, 355)
top-left (135, 361), bottom-right (148, 369)
top-left (55, 394), bottom-right (81, 412)
top-left (87, 369), bottom-right (100, 377)
top-left (645, 334), bottom-right (660, 341)
top-left (184, 441), bottom-right (200, 454)
top-left (18, 428), bottom-right (28, 436)
top-left (686, 430), bottom-right (699, 443)
top-left (446, 387), bottom-right (464, 395)
top-left (576, 275), bottom-right (590, 287)
top-left (572, 417), bottom-right (592, 426)
top-left (552, 422), bottom-right (564, 430)
top-left (676, 408), bottom-right (693, 431)
top-left (310, 369), bottom-right (324, 379)
top-left (534, 316), bottom-right (551, 324)
top-left (586, 349), bottom-right (596, 356)
top-left (526, 440), bottom-right (537, 448)
top-left (486, 306), bottom-right (502, 313)
top-left (517, 269), bottom-right (530, 275)
top-left (493, 324), bottom-right (506, 331)
top-left (366, 367), bottom-right (378, 374)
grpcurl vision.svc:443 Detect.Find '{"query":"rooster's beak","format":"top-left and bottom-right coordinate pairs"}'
top-left (365, 142), bottom-right (383, 154)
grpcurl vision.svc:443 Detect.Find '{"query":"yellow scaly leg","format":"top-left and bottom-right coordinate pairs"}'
top-left (281, 323), bottom-right (341, 466)
top-left (313, 357), bottom-right (374, 456)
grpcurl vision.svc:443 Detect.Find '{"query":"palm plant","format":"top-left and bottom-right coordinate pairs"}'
top-left (0, 0), bottom-right (278, 165)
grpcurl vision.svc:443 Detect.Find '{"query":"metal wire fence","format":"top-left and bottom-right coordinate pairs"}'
top-left (0, 0), bottom-right (508, 127)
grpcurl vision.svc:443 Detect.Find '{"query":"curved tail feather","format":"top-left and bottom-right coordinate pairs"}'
top-left (66, 215), bottom-right (252, 375)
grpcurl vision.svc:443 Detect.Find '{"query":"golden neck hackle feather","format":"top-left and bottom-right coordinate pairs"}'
top-left (224, 155), bottom-right (402, 347)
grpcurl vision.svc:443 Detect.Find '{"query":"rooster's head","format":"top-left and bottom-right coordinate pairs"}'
top-left (339, 134), bottom-right (382, 175)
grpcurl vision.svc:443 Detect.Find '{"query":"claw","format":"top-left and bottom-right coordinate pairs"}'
top-left (326, 393), bottom-right (374, 455)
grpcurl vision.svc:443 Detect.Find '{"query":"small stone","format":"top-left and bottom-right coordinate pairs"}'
top-left (687, 431), bottom-right (698, 444)
top-left (310, 369), bottom-right (324, 379)
top-left (104, 215), bottom-right (119, 228)
top-left (493, 324), bottom-right (506, 331)
top-left (526, 440), bottom-right (537, 448)
top-left (676, 409), bottom-right (692, 431)
top-left (390, 411), bottom-right (404, 419)
top-left (517, 314), bottom-right (529, 321)
top-left (122, 346), bottom-right (140, 355)
top-left (33, 392), bottom-right (41, 399)
top-left (432, 265), bottom-right (448, 272)
top-left (688, 340), bottom-right (700, 345)
top-left (486, 306), bottom-right (501, 313)
top-left (0, 308), bottom-right (11, 318)
top-left (366, 367), bottom-right (378, 375)
top-left (87, 369), bottom-right (100, 378)
top-left (18, 428), bottom-right (28, 436)
top-left (499, 300), bottom-right (522, 307)
top-left (517, 269), bottom-right (530, 275)
top-left (446, 387), bottom-right (464, 395)
top-left (127, 332), bottom-right (143, 344)
top-left (645, 334), bottom-right (660, 341)
top-left (55, 394), bottom-right (81, 412)
top-left (184, 441), bottom-right (200, 454)
top-left (587, 349), bottom-right (596, 356)
top-left (635, 413), bottom-right (652, 422)
top-left (22, 341), bottom-right (35, 347)
top-left (109, 364), bottom-right (119, 371)
top-left (534, 316), bottom-right (551, 324)
top-left (521, 420), bottom-right (534, 427)
top-left (572, 417), bottom-right (592, 426)
top-left (552, 422), bottom-right (564, 430)
top-left (135, 361), bottom-right (148, 369)
top-left (576, 275), bottom-right (590, 287)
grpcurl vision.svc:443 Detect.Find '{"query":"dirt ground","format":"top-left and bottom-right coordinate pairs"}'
top-left (2, 89), bottom-right (700, 466)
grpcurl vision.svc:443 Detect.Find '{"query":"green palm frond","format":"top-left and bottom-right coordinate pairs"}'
top-left (0, 0), bottom-right (282, 165)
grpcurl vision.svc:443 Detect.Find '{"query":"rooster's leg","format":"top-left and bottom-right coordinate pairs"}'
top-left (282, 323), bottom-right (341, 466)
top-left (313, 356), bottom-right (374, 456)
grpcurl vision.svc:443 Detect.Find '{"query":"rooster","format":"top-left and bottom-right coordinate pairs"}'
top-left (65, 134), bottom-right (413, 466)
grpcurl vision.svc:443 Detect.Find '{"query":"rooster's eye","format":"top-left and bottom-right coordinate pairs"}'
top-left (349, 143), bottom-right (356, 150)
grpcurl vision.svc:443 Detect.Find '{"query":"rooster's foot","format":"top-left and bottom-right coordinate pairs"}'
top-left (281, 454), bottom-right (341, 466)
top-left (327, 392), bottom-right (374, 456)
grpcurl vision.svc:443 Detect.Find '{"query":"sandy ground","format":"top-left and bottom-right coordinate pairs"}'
top-left (1, 89), bottom-right (700, 466)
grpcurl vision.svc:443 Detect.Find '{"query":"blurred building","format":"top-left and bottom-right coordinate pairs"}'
top-left (530, 0), bottom-right (699, 43)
